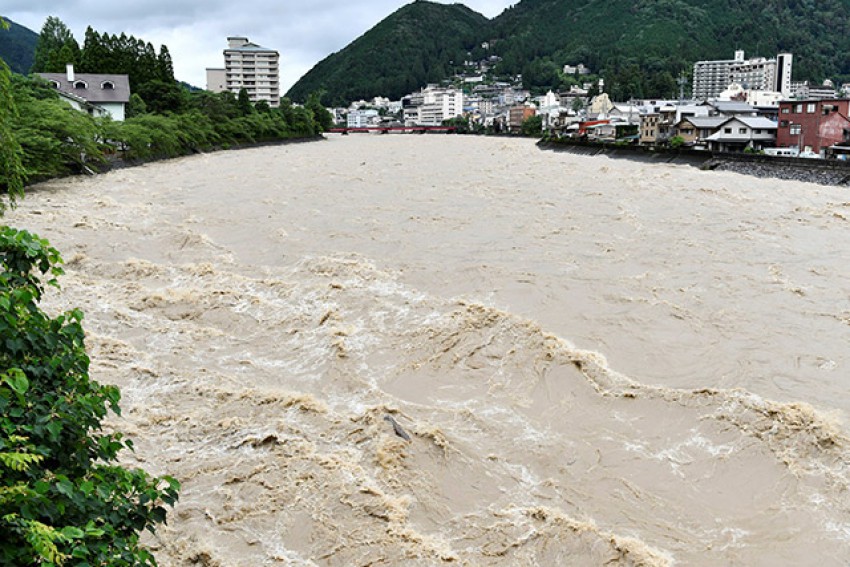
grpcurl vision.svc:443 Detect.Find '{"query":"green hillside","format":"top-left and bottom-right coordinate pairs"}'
top-left (0, 17), bottom-right (38, 74)
top-left (286, 0), bottom-right (488, 106)
top-left (288, 0), bottom-right (850, 104)
top-left (489, 0), bottom-right (850, 99)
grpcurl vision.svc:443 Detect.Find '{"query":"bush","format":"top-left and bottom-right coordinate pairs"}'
top-left (0, 227), bottom-right (179, 565)
top-left (521, 115), bottom-right (544, 137)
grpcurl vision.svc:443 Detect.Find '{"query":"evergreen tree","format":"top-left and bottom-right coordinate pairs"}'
top-left (157, 45), bottom-right (174, 82)
top-left (79, 27), bottom-right (104, 73)
top-left (237, 88), bottom-right (253, 116)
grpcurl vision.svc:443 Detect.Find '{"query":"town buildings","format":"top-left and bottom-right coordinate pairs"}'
top-left (207, 37), bottom-right (280, 107)
top-left (791, 80), bottom-right (838, 101)
top-left (402, 85), bottom-right (464, 126)
top-left (38, 64), bottom-right (131, 121)
top-left (693, 51), bottom-right (792, 100)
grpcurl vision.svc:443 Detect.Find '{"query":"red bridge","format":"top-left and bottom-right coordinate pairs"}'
top-left (328, 126), bottom-right (457, 134)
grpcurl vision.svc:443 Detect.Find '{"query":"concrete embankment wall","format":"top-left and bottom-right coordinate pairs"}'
top-left (537, 140), bottom-right (850, 186)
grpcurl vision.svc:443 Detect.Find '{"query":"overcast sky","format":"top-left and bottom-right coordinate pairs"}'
top-left (4, 1), bottom-right (515, 92)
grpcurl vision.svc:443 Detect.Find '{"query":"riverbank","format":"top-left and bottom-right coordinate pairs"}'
top-left (99, 135), bottom-right (325, 174)
top-left (537, 138), bottom-right (850, 186)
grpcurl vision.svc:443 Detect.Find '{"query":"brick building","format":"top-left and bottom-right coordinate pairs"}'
top-left (776, 99), bottom-right (850, 155)
top-left (508, 105), bottom-right (537, 133)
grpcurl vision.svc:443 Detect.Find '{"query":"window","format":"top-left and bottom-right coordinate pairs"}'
top-left (795, 104), bottom-right (803, 113)
top-left (780, 121), bottom-right (789, 127)
top-left (790, 124), bottom-right (801, 135)
top-left (754, 129), bottom-right (762, 134)
top-left (807, 103), bottom-right (816, 113)
top-left (739, 128), bottom-right (747, 134)
top-left (49, 80), bottom-right (60, 89)
top-left (725, 128), bottom-right (732, 134)
top-left (781, 108), bottom-right (790, 114)
top-left (73, 80), bottom-right (87, 89)
top-left (101, 81), bottom-right (115, 90)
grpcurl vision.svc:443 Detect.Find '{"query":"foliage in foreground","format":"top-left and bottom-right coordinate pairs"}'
top-left (0, 227), bottom-right (180, 566)
top-left (2, 21), bottom-right (179, 564)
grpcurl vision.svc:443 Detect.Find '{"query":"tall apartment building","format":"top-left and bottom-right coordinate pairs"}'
top-left (206, 37), bottom-right (280, 107)
top-left (693, 51), bottom-right (792, 100)
top-left (403, 85), bottom-right (464, 126)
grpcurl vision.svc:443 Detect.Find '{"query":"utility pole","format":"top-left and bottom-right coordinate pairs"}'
top-left (677, 74), bottom-right (688, 103)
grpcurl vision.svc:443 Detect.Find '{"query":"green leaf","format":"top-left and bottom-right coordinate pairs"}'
top-left (2, 369), bottom-right (28, 395)
top-left (60, 526), bottom-right (84, 539)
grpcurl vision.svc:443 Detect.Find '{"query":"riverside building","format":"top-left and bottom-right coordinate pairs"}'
top-left (207, 36), bottom-right (280, 107)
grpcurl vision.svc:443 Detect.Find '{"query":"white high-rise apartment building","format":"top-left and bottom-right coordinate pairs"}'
top-left (693, 50), bottom-right (793, 100)
top-left (416, 85), bottom-right (464, 125)
top-left (206, 37), bottom-right (280, 107)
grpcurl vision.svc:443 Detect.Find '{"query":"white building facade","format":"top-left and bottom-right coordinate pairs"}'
top-left (693, 51), bottom-right (793, 100)
top-left (405, 85), bottom-right (464, 126)
top-left (208, 36), bottom-right (280, 107)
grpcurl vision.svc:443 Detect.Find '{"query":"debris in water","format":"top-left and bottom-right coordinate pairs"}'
top-left (384, 414), bottom-right (411, 441)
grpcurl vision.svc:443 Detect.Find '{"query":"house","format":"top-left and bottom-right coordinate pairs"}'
top-left (346, 109), bottom-right (380, 128)
top-left (38, 65), bottom-right (130, 121)
top-left (639, 113), bottom-right (660, 145)
top-left (703, 116), bottom-right (777, 152)
top-left (673, 116), bottom-right (727, 147)
top-left (776, 99), bottom-right (850, 156)
top-left (702, 100), bottom-right (758, 118)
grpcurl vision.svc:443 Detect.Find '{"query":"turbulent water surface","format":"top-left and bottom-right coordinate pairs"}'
top-left (8, 135), bottom-right (850, 565)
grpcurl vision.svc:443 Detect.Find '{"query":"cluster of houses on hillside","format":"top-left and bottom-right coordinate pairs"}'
top-left (335, 50), bottom-right (850, 160)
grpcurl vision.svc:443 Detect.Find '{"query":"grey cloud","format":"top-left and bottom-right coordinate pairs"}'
top-left (5, 0), bottom-right (511, 93)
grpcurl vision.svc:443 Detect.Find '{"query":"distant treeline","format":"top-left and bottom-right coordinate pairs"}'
top-left (0, 17), bottom-right (333, 192)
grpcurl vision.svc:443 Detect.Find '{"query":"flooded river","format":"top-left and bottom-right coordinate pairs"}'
top-left (8, 134), bottom-right (850, 565)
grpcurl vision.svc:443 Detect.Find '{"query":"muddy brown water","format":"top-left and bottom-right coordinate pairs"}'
top-left (8, 134), bottom-right (850, 565)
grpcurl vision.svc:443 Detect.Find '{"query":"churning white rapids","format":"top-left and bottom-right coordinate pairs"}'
top-left (8, 134), bottom-right (850, 566)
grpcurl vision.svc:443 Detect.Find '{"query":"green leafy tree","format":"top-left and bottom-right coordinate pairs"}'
top-left (571, 97), bottom-right (585, 113)
top-left (305, 92), bottom-right (333, 132)
top-left (1, 35), bottom-right (181, 559)
top-left (0, 19), bottom-right (25, 209)
top-left (9, 75), bottom-right (105, 180)
top-left (133, 80), bottom-right (189, 114)
top-left (442, 115), bottom-right (471, 134)
top-left (126, 93), bottom-right (148, 118)
top-left (0, 227), bottom-right (180, 566)
top-left (520, 114), bottom-right (543, 137)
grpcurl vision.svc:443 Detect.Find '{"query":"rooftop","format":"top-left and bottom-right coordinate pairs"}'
top-left (37, 72), bottom-right (131, 104)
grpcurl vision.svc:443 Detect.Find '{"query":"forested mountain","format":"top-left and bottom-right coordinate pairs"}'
top-left (489, 0), bottom-right (850, 100)
top-left (0, 17), bottom-right (37, 74)
top-left (288, 0), bottom-right (850, 104)
top-left (286, 1), bottom-right (488, 106)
